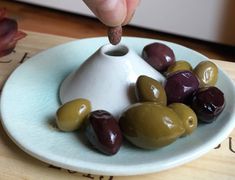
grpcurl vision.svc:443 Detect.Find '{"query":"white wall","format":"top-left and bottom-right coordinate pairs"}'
top-left (16, 0), bottom-right (235, 46)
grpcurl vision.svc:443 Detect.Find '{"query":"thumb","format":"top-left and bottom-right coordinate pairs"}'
top-left (83, 0), bottom-right (127, 27)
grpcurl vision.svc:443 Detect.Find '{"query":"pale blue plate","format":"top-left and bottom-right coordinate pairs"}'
top-left (1, 37), bottom-right (235, 176)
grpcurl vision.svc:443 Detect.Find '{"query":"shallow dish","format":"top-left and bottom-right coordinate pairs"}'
top-left (1, 37), bottom-right (235, 176)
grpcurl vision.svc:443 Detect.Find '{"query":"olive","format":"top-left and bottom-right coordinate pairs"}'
top-left (142, 42), bottom-right (175, 72)
top-left (165, 60), bottom-right (193, 76)
top-left (165, 70), bottom-right (199, 104)
top-left (168, 103), bottom-right (197, 136)
top-left (191, 86), bottom-right (225, 123)
top-left (119, 102), bottom-right (185, 149)
top-left (56, 99), bottom-right (91, 131)
top-left (136, 75), bottom-right (167, 105)
top-left (107, 26), bottom-right (122, 45)
top-left (193, 61), bottom-right (218, 87)
top-left (85, 110), bottom-right (122, 155)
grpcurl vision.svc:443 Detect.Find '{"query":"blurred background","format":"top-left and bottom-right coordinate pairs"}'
top-left (1, 0), bottom-right (235, 61)
top-left (16, 0), bottom-right (235, 46)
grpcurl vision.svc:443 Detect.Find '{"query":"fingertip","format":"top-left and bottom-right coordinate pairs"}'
top-left (122, 0), bottom-right (140, 26)
top-left (96, 0), bottom-right (127, 27)
top-left (84, 0), bottom-right (126, 27)
top-left (96, 11), bottom-right (126, 27)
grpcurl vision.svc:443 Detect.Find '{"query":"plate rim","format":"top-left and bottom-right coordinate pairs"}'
top-left (1, 36), bottom-right (235, 176)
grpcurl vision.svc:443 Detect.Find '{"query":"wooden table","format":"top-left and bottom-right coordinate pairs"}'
top-left (0, 31), bottom-right (235, 180)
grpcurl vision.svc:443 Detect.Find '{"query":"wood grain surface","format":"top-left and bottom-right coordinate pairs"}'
top-left (0, 31), bottom-right (235, 180)
top-left (1, 0), bottom-right (235, 62)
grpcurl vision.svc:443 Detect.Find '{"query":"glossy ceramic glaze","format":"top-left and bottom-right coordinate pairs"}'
top-left (60, 44), bottom-right (165, 117)
top-left (1, 37), bottom-right (235, 176)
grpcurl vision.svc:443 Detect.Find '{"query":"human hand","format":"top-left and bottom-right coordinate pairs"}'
top-left (83, 0), bottom-right (140, 27)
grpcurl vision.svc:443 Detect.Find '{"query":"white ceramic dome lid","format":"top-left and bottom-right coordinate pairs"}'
top-left (60, 44), bottom-right (165, 117)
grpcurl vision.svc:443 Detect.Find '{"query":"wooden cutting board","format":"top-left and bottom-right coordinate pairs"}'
top-left (0, 31), bottom-right (235, 180)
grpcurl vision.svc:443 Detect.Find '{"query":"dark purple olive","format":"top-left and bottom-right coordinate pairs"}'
top-left (191, 87), bottom-right (225, 123)
top-left (165, 70), bottom-right (199, 104)
top-left (85, 110), bottom-right (122, 155)
top-left (142, 42), bottom-right (175, 72)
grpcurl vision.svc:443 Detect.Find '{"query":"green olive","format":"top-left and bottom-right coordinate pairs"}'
top-left (119, 102), bottom-right (185, 149)
top-left (56, 99), bottom-right (91, 131)
top-left (136, 75), bottom-right (167, 105)
top-left (193, 61), bottom-right (218, 87)
top-left (168, 103), bottom-right (197, 136)
top-left (165, 60), bottom-right (193, 76)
